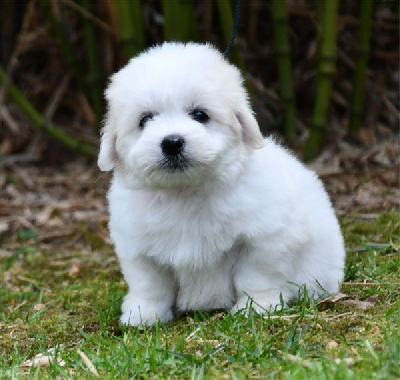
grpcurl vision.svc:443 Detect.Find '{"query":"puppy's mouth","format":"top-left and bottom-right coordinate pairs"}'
top-left (139, 134), bottom-right (213, 189)
top-left (159, 155), bottom-right (191, 172)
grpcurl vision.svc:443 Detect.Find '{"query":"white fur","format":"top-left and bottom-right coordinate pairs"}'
top-left (98, 42), bottom-right (345, 326)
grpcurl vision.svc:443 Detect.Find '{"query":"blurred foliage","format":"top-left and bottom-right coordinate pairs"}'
top-left (0, 0), bottom-right (398, 162)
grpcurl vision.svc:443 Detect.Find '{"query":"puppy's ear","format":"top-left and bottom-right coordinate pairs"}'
top-left (98, 125), bottom-right (117, 171)
top-left (236, 106), bottom-right (264, 149)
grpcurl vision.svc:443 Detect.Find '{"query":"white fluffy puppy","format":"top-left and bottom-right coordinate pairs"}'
top-left (98, 42), bottom-right (345, 326)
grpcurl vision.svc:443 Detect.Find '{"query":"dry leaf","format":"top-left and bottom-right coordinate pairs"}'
top-left (68, 264), bottom-right (80, 276)
top-left (334, 357), bottom-right (354, 367)
top-left (358, 128), bottom-right (376, 145)
top-left (320, 293), bottom-right (378, 310)
top-left (20, 355), bottom-right (52, 368)
top-left (373, 325), bottom-right (381, 335)
top-left (338, 298), bottom-right (377, 310)
top-left (327, 293), bottom-right (349, 303)
top-left (318, 293), bottom-right (349, 310)
top-left (0, 221), bottom-right (9, 234)
top-left (326, 341), bottom-right (339, 350)
top-left (77, 349), bottom-right (99, 377)
top-left (47, 217), bottom-right (64, 228)
top-left (278, 351), bottom-right (313, 368)
top-left (33, 303), bottom-right (46, 311)
top-left (20, 353), bottom-right (65, 368)
top-left (366, 295), bottom-right (379, 304)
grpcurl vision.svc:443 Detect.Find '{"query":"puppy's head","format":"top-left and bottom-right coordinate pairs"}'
top-left (98, 42), bottom-right (264, 189)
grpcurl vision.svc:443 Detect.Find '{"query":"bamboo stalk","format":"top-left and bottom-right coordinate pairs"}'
top-left (304, 0), bottom-right (339, 161)
top-left (348, 0), bottom-right (374, 137)
top-left (271, 0), bottom-right (297, 144)
top-left (247, 0), bottom-right (261, 47)
top-left (114, 1), bottom-right (144, 61)
top-left (80, 0), bottom-right (103, 121)
top-left (162, 0), bottom-right (195, 41)
top-left (215, 0), bottom-right (245, 72)
top-left (203, 1), bottom-right (213, 40)
top-left (0, 67), bottom-right (97, 157)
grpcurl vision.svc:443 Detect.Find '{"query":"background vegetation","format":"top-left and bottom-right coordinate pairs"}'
top-left (1, 0), bottom-right (398, 161)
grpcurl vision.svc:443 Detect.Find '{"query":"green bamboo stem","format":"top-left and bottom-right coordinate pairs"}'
top-left (304, 0), bottom-right (339, 161)
top-left (0, 67), bottom-right (97, 158)
top-left (215, 0), bottom-right (245, 72)
top-left (271, 0), bottom-right (297, 144)
top-left (162, 0), bottom-right (195, 41)
top-left (114, 0), bottom-right (144, 60)
top-left (348, 0), bottom-right (374, 136)
top-left (203, 1), bottom-right (213, 40)
top-left (80, 0), bottom-right (103, 121)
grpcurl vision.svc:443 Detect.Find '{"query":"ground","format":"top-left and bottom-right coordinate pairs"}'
top-left (0, 138), bottom-right (399, 378)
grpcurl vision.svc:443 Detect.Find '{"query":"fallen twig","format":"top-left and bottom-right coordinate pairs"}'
top-left (343, 282), bottom-right (393, 286)
top-left (0, 153), bottom-right (40, 168)
top-left (0, 67), bottom-right (97, 157)
top-left (264, 311), bottom-right (353, 321)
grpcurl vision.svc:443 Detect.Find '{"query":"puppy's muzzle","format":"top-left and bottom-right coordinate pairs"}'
top-left (160, 134), bottom-right (189, 172)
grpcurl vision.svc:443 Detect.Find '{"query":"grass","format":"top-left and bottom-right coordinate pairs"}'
top-left (1, 211), bottom-right (399, 379)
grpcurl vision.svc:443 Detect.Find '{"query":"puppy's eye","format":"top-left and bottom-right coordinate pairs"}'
top-left (139, 113), bottom-right (154, 129)
top-left (190, 109), bottom-right (210, 124)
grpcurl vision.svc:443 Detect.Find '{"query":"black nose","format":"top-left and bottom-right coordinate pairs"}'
top-left (161, 134), bottom-right (185, 156)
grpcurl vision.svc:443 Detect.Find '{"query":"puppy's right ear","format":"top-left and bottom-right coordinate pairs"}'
top-left (98, 127), bottom-right (117, 171)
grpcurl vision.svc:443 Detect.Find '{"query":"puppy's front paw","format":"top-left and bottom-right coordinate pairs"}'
top-left (120, 294), bottom-right (174, 326)
top-left (120, 308), bottom-right (173, 326)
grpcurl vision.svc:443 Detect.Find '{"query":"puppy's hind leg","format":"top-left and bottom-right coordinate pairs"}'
top-left (118, 256), bottom-right (176, 326)
top-left (232, 251), bottom-right (292, 314)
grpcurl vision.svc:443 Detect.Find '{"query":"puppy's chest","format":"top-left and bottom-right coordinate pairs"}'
top-left (138, 198), bottom-right (238, 268)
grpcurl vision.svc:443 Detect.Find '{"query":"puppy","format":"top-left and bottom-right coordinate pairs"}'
top-left (98, 42), bottom-right (345, 326)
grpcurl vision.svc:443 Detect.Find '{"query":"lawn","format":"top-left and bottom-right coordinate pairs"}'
top-left (1, 210), bottom-right (399, 379)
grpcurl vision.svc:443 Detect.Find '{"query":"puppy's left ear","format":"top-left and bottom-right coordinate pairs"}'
top-left (236, 105), bottom-right (264, 149)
